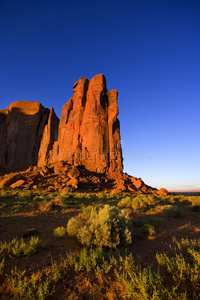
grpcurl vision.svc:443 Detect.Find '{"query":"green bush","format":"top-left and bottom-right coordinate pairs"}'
top-left (121, 208), bottom-right (135, 219)
top-left (156, 237), bottom-right (200, 283)
top-left (39, 197), bottom-right (64, 212)
top-left (0, 237), bottom-right (47, 257)
top-left (67, 205), bottom-right (133, 248)
top-left (54, 226), bottom-right (66, 238)
top-left (140, 224), bottom-right (156, 237)
top-left (118, 196), bottom-right (133, 208)
top-left (80, 205), bottom-right (94, 219)
top-left (67, 217), bottom-right (83, 237)
top-left (161, 205), bottom-right (183, 218)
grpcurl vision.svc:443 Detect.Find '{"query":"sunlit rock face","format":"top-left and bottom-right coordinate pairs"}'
top-left (53, 74), bottom-right (123, 178)
top-left (0, 75), bottom-right (123, 178)
top-left (0, 101), bottom-right (50, 170)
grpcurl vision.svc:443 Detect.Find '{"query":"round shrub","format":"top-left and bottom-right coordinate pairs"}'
top-left (67, 217), bottom-right (83, 237)
top-left (53, 226), bottom-right (66, 238)
top-left (161, 205), bottom-right (183, 218)
top-left (68, 205), bottom-right (133, 248)
top-left (118, 196), bottom-right (133, 208)
top-left (140, 224), bottom-right (156, 237)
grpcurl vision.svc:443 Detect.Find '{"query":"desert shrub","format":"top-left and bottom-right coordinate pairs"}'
top-left (169, 237), bottom-right (200, 252)
top-left (0, 257), bottom-right (5, 275)
top-left (67, 217), bottom-right (83, 237)
top-left (156, 237), bottom-right (200, 283)
top-left (161, 205), bottom-right (183, 218)
top-left (68, 205), bottom-right (133, 248)
top-left (118, 195), bottom-right (153, 212)
top-left (80, 205), bottom-right (94, 219)
top-left (140, 224), bottom-right (156, 237)
top-left (118, 196), bottom-right (133, 208)
top-left (131, 196), bottom-right (151, 212)
top-left (7, 260), bottom-right (63, 300)
top-left (54, 226), bottom-right (66, 238)
top-left (115, 253), bottom-right (185, 299)
top-left (1, 237), bottom-right (47, 257)
top-left (66, 247), bottom-right (128, 275)
top-left (167, 196), bottom-right (176, 204)
top-left (188, 196), bottom-right (200, 206)
top-left (121, 208), bottom-right (135, 219)
top-left (53, 196), bottom-right (64, 207)
top-left (39, 197), bottom-right (64, 212)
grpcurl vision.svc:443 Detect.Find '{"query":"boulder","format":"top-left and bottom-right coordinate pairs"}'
top-left (157, 188), bottom-right (169, 195)
top-left (10, 180), bottom-right (25, 188)
top-left (0, 174), bottom-right (25, 188)
top-left (68, 167), bottom-right (80, 178)
top-left (131, 177), bottom-right (143, 189)
top-left (66, 177), bottom-right (79, 189)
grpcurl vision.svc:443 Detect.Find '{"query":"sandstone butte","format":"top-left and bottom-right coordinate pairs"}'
top-left (0, 74), bottom-right (168, 195)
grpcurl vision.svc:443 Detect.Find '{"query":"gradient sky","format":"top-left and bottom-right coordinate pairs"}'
top-left (0, 0), bottom-right (199, 191)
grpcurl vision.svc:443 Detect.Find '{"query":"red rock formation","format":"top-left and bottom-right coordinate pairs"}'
top-left (0, 101), bottom-right (50, 170)
top-left (37, 107), bottom-right (59, 167)
top-left (0, 75), bottom-right (169, 195)
top-left (53, 74), bottom-right (123, 178)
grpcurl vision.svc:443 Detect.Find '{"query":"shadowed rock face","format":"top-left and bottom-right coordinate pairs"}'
top-left (0, 101), bottom-right (50, 170)
top-left (37, 107), bottom-right (59, 167)
top-left (52, 74), bottom-right (123, 178)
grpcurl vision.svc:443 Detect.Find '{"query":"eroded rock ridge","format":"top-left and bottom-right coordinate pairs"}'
top-left (0, 74), bottom-right (169, 195)
top-left (0, 74), bottom-right (123, 178)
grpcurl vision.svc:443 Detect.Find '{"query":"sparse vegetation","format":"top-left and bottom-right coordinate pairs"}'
top-left (140, 224), bottom-right (156, 238)
top-left (0, 190), bottom-right (199, 299)
top-left (53, 226), bottom-right (66, 238)
top-left (0, 236), bottom-right (47, 257)
top-left (161, 205), bottom-right (183, 218)
top-left (67, 217), bottom-right (83, 237)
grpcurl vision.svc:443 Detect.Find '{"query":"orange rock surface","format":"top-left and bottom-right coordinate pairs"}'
top-left (52, 74), bottom-right (123, 178)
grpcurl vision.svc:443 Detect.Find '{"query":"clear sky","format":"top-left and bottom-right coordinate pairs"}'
top-left (0, 0), bottom-right (199, 191)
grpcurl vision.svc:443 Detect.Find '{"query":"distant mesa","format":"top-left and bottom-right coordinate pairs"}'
top-left (0, 74), bottom-right (169, 195)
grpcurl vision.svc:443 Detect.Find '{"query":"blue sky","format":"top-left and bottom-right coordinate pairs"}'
top-left (0, 0), bottom-right (199, 191)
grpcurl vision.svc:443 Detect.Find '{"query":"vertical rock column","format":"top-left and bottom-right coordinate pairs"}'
top-left (37, 107), bottom-right (59, 167)
top-left (54, 74), bottom-right (123, 177)
top-left (57, 77), bottom-right (89, 164)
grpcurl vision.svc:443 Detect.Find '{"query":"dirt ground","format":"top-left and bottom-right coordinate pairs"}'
top-left (0, 203), bottom-right (200, 299)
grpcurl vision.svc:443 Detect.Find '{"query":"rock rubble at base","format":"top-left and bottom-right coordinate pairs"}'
top-left (0, 162), bottom-right (168, 195)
